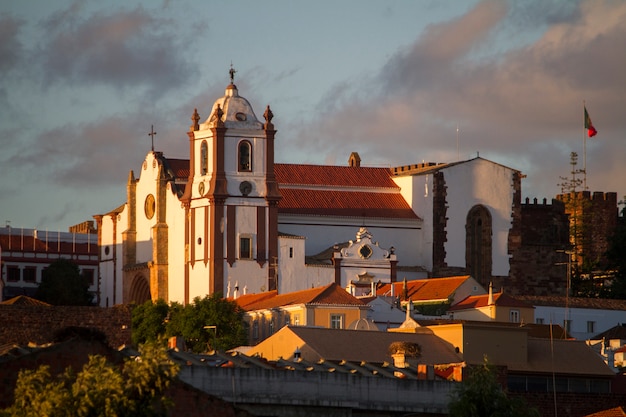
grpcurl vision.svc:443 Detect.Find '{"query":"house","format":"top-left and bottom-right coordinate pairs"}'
top-left (424, 320), bottom-right (615, 396)
top-left (517, 295), bottom-right (626, 340)
top-left (245, 325), bottom-right (463, 367)
top-left (447, 284), bottom-right (535, 323)
top-left (233, 282), bottom-right (370, 345)
top-left (374, 275), bottom-right (486, 317)
top-left (0, 223), bottom-right (98, 302)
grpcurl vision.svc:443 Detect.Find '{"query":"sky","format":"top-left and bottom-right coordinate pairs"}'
top-left (1, 0), bottom-right (625, 232)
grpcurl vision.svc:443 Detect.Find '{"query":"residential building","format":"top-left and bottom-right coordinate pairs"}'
top-left (0, 223), bottom-right (98, 301)
top-left (447, 284), bottom-right (535, 324)
top-left (517, 295), bottom-right (626, 340)
top-left (424, 320), bottom-right (614, 395)
top-left (374, 275), bottom-right (486, 317)
top-left (234, 282), bottom-right (370, 345)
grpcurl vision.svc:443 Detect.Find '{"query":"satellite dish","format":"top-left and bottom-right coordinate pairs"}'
top-left (260, 285), bottom-right (266, 292)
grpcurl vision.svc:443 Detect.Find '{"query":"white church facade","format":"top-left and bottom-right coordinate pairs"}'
top-left (94, 71), bottom-right (522, 307)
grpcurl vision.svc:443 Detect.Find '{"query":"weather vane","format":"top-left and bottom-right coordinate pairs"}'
top-left (148, 125), bottom-right (157, 151)
top-left (229, 63), bottom-right (236, 84)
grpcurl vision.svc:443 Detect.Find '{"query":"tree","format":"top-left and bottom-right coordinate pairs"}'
top-left (131, 294), bottom-right (249, 353)
top-left (131, 298), bottom-right (169, 346)
top-left (448, 358), bottom-right (539, 417)
top-left (35, 258), bottom-right (93, 306)
top-left (1, 342), bottom-right (179, 417)
top-left (166, 293), bottom-right (248, 353)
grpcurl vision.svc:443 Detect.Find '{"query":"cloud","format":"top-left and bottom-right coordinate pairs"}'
top-left (0, 14), bottom-right (23, 74)
top-left (39, 5), bottom-right (197, 98)
top-left (287, 0), bottom-right (626, 199)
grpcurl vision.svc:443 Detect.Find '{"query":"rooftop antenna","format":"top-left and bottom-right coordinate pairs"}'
top-left (148, 125), bottom-right (157, 152)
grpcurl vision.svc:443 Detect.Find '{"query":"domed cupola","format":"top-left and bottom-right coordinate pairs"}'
top-left (201, 67), bottom-right (263, 130)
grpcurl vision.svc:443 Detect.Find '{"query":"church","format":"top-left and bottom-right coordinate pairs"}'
top-left (94, 70), bottom-right (526, 307)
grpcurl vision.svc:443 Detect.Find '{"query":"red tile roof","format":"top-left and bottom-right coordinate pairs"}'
top-left (0, 235), bottom-right (97, 256)
top-left (448, 292), bottom-right (533, 311)
top-left (234, 283), bottom-right (366, 311)
top-left (376, 276), bottom-right (472, 301)
top-left (0, 295), bottom-right (51, 306)
top-left (275, 164), bottom-right (397, 188)
top-left (584, 407), bottom-right (626, 417)
top-left (164, 158), bottom-right (190, 179)
top-left (279, 188), bottom-right (418, 219)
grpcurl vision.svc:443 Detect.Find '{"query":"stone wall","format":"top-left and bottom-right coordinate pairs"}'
top-left (0, 304), bottom-right (132, 348)
top-left (508, 198), bottom-right (570, 295)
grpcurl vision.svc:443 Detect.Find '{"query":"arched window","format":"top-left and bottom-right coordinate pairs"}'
top-left (200, 141), bottom-right (208, 175)
top-left (238, 140), bottom-right (252, 172)
top-left (465, 205), bottom-right (493, 287)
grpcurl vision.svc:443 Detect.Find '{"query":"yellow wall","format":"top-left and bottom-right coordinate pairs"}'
top-left (428, 323), bottom-right (528, 366)
top-left (245, 304), bottom-right (366, 345)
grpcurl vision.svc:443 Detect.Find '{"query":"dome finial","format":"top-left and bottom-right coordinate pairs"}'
top-left (229, 63), bottom-right (237, 85)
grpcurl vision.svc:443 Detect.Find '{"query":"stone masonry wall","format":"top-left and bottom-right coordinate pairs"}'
top-left (508, 198), bottom-right (570, 296)
top-left (0, 304), bottom-right (132, 348)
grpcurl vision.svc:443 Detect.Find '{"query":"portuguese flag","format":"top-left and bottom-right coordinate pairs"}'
top-left (584, 106), bottom-right (597, 138)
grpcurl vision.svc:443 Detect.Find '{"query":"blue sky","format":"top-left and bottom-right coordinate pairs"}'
top-left (1, 0), bottom-right (625, 231)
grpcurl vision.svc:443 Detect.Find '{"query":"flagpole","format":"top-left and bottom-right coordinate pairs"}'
top-left (583, 100), bottom-right (587, 190)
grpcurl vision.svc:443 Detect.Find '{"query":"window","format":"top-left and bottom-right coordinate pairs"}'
top-left (587, 321), bottom-right (595, 333)
top-left (289, 247), bottom-right (293, 258)
top-left (252, 321), bottom-right (259, 339)
top-left (285, 315), bottom-right (290, 326)
top-left (239, 236), bottom-right (252, 259)
top-left (238, 141), bottom-right (252, 172)
top-left (200, 141), bottom-right (208, 175)
top-left (23, 267), bottom-right (36, 283)
top-left (82, 269), bottom-right (95, 285)
top-left (330, 314), bottom-right (344, 329)
top-left (269, 319), bottom-right (275, 335)
top-left (509, 309), bottom-right (520, 323)
top-left (7, 266), bottom-right (20, 282)
top-left (564, 319), bottom-right (572, 333)
top-left (536, 318), bottom-right (544, 325)
top-left (293, 314), bottom-right (300, 326)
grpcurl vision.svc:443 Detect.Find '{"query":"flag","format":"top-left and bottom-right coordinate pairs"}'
top-left (584, 106), bottom-right (597, 137)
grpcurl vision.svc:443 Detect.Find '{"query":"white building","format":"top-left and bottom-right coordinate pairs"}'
top-left (0, 224), bottom-right (98, 301)
top-left (95, 71), bottom-right (522, 306)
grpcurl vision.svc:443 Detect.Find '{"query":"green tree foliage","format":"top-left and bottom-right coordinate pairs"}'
top-left (131, 299), bottom-right (169, 346)
top-left (132, 294), bottom-right (248, 353)
top-left (448, 358), bottom-right (539, 417)
top-left (1, 342), bottom-right (179, 417)
top-left (35, 258), bottom-right (93, 306)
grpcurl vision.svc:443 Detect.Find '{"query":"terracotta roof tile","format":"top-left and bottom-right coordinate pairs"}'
top-left (278, 188), bottom-right (419, 219)
top-left (584, 407), bottom-right (626, 417)
top-left (234, 283), bottom-right (365, 311)
top-left (277, 326), bottom-right (463, 365)
top-left (448, 292), bottom-right (533, 311)
top-left (0, 235), bottom-right (97, 256)
top-left (163, 158), bottom-right (190, 179)
top-left (275, 164), bottom-right (397, 188)
top-left (377, 276), bottom-right (472, 301)
top-left (0, 295), bottom-right (51, 306)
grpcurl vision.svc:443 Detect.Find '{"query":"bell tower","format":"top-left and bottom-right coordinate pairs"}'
top-left (181, 68), bottom-right (280, 302)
